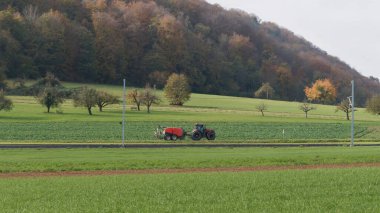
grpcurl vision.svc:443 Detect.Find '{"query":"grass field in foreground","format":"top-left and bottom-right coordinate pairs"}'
top-left (1, 168), bottom-right (380, 212)
top-left (2, 147), bottom-right (380, 173)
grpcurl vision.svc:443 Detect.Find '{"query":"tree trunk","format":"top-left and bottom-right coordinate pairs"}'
top-left (305, 112), bottom-right (308, 118)
top-left (137, 103), bottom-right (140, 111)
top-left (147, 105), bottom-right (150, 113)
top-left (47, 106), bottom-right (50, 113)
top-left (88, 107), bottom-right (93, 115)
top-left (99, 106), bottom-right (103, 112)
top-left (261, 111), bottom-right (264, 116)
top-left (346, 111), bottom-right (350, 120)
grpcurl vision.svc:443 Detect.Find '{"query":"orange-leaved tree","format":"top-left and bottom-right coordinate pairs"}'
top-left (304, 79), bottom-right (337, 104)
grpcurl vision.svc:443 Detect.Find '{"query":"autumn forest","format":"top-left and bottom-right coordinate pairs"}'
top-left (1, 0), bottom-right (379, 105)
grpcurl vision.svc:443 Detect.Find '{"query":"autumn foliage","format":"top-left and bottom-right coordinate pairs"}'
top-left (304, 79), bottom-right (337, 103)
top-left (0, 0), bottom-right (379, 105)
top-left (164, 73), bottom-right (191, 106)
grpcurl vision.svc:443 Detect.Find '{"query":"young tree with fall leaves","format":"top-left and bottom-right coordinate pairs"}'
top-left (164, 73), bottom-right (191, 106)
top-left (304, 79), bottom-right (337, 104)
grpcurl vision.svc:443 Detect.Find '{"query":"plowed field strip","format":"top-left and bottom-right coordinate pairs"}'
top-left (2, 163), bottom-right (380, 178)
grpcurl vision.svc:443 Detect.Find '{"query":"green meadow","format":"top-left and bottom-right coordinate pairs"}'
top-left (1, 168), bottom-right (380, 212)
top-left (0, 147), bottom-right (380, 173)
top-left (2, 146), bottom-right (380, 212)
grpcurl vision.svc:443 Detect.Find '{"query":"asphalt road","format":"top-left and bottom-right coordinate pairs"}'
top-left (0, 143), bottom-right (379, 149)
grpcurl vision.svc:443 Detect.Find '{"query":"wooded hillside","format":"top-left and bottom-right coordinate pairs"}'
top-left (1, 0), bottom-right (379, 105)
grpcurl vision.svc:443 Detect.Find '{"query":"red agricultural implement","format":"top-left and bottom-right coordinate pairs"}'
top-left (154, 124), bottom-right (216, 141)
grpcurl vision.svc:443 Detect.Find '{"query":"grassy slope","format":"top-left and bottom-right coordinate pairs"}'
top-left (6, 82), bottom-right (379, 122)
top-left (62, 82), bottom-right (379, 119)
top-left (1, 168), bottom-right (380, 212)
top-left (2, 147), bottom-right (380, 173)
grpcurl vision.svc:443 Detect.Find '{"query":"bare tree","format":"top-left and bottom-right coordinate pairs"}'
top-left (299, 102), bottom-right (316, 118)
top-left (23, 5), bottom-right (39, 23)
top-left (255, 83), bottom-right (275, 99)
top-left (73, 87), bottom-right (97, 115)
top-left (140, 85), bottom-right (160, 113)
top-left (255, 103), bottom-right (268, 116)
top-left (127, 89), bottom-right (142, 111)
top-left (35, 72), bottom-right (62, 88)
top-left (336, 99), bottom-right (352, 120)
top-left (96, 91), bottom-right (119, 112)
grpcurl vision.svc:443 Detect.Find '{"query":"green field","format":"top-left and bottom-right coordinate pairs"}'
top-left (1, 147), bottom-right (380, 173)
top-left (0, 147), bottom-right (380, 212)
top-left (0, 121), bottom-right (373, 142)
top-left (1, 168), bottom-right (380, 212)
top-left (2, 81), bottom-right (380, 213)
top-left (2, 147), bottom-right (380, 212)
top-left (1, 82), bottom-right (379, 143)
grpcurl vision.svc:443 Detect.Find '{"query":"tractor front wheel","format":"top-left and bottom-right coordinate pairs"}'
top-left (171, 135), bottom-right (178, 141)
top-left (191, 131), bottom-right (202, 141)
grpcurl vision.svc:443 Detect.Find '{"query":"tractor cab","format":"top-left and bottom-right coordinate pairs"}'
top-left (195, 124), bottom-right (205, 133)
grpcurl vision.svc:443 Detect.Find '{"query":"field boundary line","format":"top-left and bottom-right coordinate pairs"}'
top-left (1, 143), bottom-right (380, 149)
top-left (2, 163), bottom-right (380, 178)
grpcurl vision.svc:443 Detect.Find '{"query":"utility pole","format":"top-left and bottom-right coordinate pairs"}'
top-left (351, 80), bottom-right (355, 147)
top-left (122, 79), bottom-right (126, 148)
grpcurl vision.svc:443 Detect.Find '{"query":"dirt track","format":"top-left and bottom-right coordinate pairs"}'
top-left (2, 143), bottom-right (380, 149)
top-left (2, 163), bottom-right (380, 179)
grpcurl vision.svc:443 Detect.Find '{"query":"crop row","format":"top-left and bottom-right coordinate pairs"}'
top-left (0, 122), bottom-right (372, 142)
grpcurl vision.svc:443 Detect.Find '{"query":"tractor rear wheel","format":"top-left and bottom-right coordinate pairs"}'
top-left (164, 134), bottom-right (171, 141)
top-left (171, 135), bottom-right (178, 141)
top-left (206, 130), bottom-right (216, 140)
top-left (191, 131), bottom-right (202, 141)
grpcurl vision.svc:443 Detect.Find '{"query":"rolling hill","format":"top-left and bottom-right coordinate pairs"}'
top-left (1, 0), bottom-right (379, 105)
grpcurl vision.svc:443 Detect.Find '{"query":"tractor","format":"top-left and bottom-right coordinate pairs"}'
top-left (154, 124), bottom-right (216, 141)
top-left (191, 124), bottom-right (216, 141)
